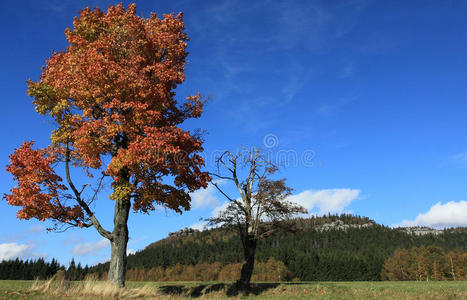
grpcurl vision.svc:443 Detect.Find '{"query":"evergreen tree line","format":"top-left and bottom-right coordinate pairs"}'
top-left (0, 258), bottom-right (60, 280)
top-left (3, 215), bottom-right (467, 281)
top-left (382, 246), bottom-right (467, 281)
top-left (0, 258), bottom-right (89, 281)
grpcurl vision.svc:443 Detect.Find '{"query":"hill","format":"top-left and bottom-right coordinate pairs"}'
top-left (90, 214), bottom-right (467, 281)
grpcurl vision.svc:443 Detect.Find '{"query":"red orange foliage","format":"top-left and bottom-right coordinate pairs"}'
top-left (4, 4), bottom-right (209, 230)
top-left (5, 142), bottom-right (85, 225)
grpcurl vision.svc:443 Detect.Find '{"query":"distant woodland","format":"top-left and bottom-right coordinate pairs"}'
top-left (2, 215), bottom-right (466, 281)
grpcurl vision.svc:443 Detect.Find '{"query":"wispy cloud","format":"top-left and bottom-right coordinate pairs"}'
top-left (189, 221), bottom-right (207, 231)
top-left (451, 152), bottom-right (467, 166)
top-left (279, 61), bottom-right (311, 105)
top-left (2, 225), bottom-right (45, 243)
top-left (211, 201), bottom-right (230, 218)
top-left (62, 233), bottom-right (84, 246)
top-left (189, 201), bottom-right (230, 231)
top-left (72, 239), bottom-right (109, 256)
top-left (271, 2), bottom-right (331, 51)
top-left (0, 242), bottom-right (45, 261)
top-left (186, 0), bottom-right (369, 132)
top-left (267, 0), bottom-right (369, 52)
top-left (288, 188), bottom-right (360, 215)
top-left (189, 183), bottom-right (220, 209)
top-left (26, 226), bottom-right (44, 234)
top-left (396, 201), bottom-right (467, 229)
top-left (317, 96), bottom-right (358, 116)
top-left (339, 62), bottom-right (355, 79)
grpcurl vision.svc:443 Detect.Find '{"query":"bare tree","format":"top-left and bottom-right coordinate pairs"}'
top-left (207, 148), bottom-right (306, 291)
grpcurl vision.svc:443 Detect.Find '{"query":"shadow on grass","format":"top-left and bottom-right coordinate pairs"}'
top-left (158, 282), bottom-right (283, 297)
top-left (226, 283), bottom-right (280, 297)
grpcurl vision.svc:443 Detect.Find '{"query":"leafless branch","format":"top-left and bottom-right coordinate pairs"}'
top-left (65, 144), bottom-right (113, 241)
top-left (208, 172), bottom-right (234, 181)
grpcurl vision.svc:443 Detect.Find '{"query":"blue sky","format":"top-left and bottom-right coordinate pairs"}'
top-left (1, 0), bottom-right (467, 266)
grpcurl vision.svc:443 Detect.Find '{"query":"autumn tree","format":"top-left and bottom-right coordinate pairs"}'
top-left (381, 248), bottom-right (411, 280)
top-left (207, 148), bottom-right (306, 291)
top-left (382, 246), bottom-right (460, 281)
top-left (447, 250), bottom-right (467, 281)
top-left (3, 4), bottom-right (209, 286)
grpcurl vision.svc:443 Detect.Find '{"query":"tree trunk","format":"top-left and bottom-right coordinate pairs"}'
top-left (108, 197), bottom-right (130, 287)
top-left (237, 236), bottom-right (257, 292)
top-left (450, 256), bottom-right (456, 281)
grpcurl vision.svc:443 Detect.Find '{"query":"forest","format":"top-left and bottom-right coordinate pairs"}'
top-left (0, 258), bottom-right (85, 281)
top-left (3, 214), bottom-right (465, 282)
top-left (110, 214), bottom-right (467, 281)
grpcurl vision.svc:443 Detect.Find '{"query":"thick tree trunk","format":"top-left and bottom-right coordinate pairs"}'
top-left (237, 236), bottom-right (257, 292)
top-left (108, 197), bottom-right (130, 287)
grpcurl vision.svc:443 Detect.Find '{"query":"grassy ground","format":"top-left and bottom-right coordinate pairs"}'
top-left (1, 280), bottom-right (466, 299)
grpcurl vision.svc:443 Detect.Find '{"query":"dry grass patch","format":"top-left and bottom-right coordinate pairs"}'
top-left (29, 276), bottom-right (159, 299)
top-left (1, 280), bottom-right (463, 299)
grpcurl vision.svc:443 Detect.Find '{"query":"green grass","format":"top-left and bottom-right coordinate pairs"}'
top-left (1, 280), bottom-right (466, 299)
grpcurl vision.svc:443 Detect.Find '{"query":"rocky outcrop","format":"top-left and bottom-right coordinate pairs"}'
top-left (318, 220), bottom-right (374, 232)
top-left (396, 226), bottom-right (442, 236)
top-left (168, 227), bottom-right (199, 237)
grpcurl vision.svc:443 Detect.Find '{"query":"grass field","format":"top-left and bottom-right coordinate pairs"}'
top-left (1, 280), bottom-right (466, 299)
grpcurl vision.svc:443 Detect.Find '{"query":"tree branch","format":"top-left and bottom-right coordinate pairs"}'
top-left (211, 182), bottom-right (235, 202)
top-left (65, 144), bottom-right (113, 241)
top-left (89, 172), bottom-right (107, 206)
top-left (208, 172), bottom-right (234, 181)
top-left (211, 182), bottom-right (248, 216)
top-left (79, 184), bottom-right (89, 195)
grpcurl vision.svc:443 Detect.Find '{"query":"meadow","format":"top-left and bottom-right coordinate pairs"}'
top-left (1, 280), bottom-right (466, 299)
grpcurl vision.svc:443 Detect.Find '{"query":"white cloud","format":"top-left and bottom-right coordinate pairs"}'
top-left (288, 188), bottom-right (360, 215)
top-left (26, 225), bottom-right (44, 234)
top-left (0, 243), bottom-right (37, 261)
top-left (72, 239), bottom-right (137, 257)
top-left (195, 188), bottom-right (359, 230)
top-left (189, 201), bottom-right (230, 231)
top-left (190, 184), bottom-right (219, 209)
top-left (3, 226), bottom-right (46, 243)
top-left (452, 152), bottom-right (467, 166)
top-left (211, 201), bottom-right (230, 217)
top-left (396, 201), bottom-right (467, 229)
top-left (72, 239), bottom-right (109, 256)
top-left (317, 96), bottom-right (357, 116)
top-left (62, 234), bottom-right (84, 246)
top-left (339, 62), bottom-right (355, 79)
top-left (189, 221), bottom-right (207, 231)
